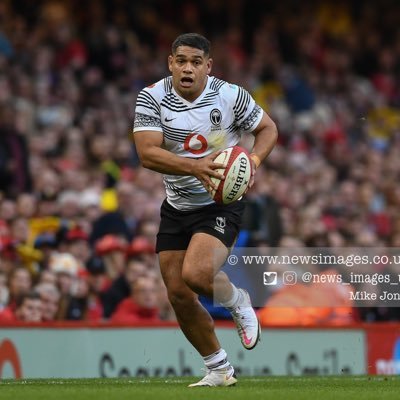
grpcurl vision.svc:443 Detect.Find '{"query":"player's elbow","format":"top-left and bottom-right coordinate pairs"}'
top-left (136, 146), bottom-right (156, 170)
top-left (256, 117), bottom-right (278, 145)
top-left (270, 121), bottom-right (278, 144)
top-left (139, 154), bottom-right (154, 170)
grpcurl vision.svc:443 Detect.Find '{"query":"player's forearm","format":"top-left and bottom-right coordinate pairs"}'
top-left (140, 146), bottom-right (196, 176)
top-left (251, 120), bottom-right (278, 167)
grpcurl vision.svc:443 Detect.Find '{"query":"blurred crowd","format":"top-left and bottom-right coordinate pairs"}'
top-left (0, 0), bottom-right (399, 324)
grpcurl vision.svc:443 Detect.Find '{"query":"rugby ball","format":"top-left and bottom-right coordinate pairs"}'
top-left (210, 146), bottom-right (253, 204)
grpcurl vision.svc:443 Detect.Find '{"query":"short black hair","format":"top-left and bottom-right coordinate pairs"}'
top-left (16, 291), bottom-right (41, 308)
top-left (172, 33), bottom-right (210, 56)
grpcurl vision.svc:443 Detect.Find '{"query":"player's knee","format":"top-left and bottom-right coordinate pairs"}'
top-left (167, 288), bottom-right (197, 310)
top-left (182, 269), bottom-right (211, 295)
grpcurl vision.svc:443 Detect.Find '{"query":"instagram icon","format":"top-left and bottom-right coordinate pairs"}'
top-left (283, 271), bottom-right (297, 285)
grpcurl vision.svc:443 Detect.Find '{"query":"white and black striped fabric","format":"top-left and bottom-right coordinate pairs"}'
top-left (133, 76), bottom-right (263, 211)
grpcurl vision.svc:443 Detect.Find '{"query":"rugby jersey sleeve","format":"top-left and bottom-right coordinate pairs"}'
top-left (133, 87), bottom-right (163, 133)
top-left (232, 86), bottom-right (263, 134)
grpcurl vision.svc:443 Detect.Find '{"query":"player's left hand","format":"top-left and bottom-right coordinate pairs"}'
top-left (246, 158), bottom-right (257, 193)
top-left (192, 150), bottom-right (225, 193)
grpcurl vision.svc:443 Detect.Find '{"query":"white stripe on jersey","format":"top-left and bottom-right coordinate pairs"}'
top-left (134, 76), bottom-right (263, 211)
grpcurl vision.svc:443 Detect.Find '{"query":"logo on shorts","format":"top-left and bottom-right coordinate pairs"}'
top-left (214, 217), bottom-right (226, 234)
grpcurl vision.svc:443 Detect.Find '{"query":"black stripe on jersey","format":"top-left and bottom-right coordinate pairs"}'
top-left (137, 91), bottom-right (161, 116)
top-left (237, 104), bottom-right (262, 131)
top-left (190, 101), bottom-right (217, 109)
top-left (161, 99), bottom-right (188, 110)
top-left (161, 93), bottom-right (187, 109)
top-left (164, 93), bottom-right (183, 102)
top-left (162, 124), bottom-right (191, 133)
top-left (197, 92), bottom-right (218, 105)
top-left (162, 126), bottom-right (189, 142)
top-left (163, 77), bottom-right (173, 93)
top-left (161, 91), bottom-right (217, 112)
top-left (162, 101), bottom-right (217, 113)
top-left (163, 131), bottom-right (186, 143)
top-left (226, 121), bottom-right (239, 134)
top-left (136, 100), bottom-right (160, 116)
top-left (165, 182), bottom-right (193, 199)
top-left (203, 91), bottom-right (219, 99)
top-left (233, 87), bottom-right (251, 122)
top-left (210, 77), bottom-right (226, 91)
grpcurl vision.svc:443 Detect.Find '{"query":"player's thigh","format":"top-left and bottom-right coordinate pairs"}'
top-left (159, 250), bottom-right (185, 287)
top-left (182, 232), bottom-right (229, 285)
top-left (159, 250), bottom-right (197, 302)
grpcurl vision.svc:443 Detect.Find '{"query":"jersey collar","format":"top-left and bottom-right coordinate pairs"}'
top-left (171, 75), bottom-right (211, 105)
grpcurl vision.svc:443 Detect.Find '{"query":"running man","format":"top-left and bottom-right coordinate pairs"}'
top-left (133, 33), bottom-right (278, 387)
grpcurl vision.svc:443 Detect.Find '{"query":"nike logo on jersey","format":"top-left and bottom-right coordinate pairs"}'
top-left (164, 117), bottom-right (177, 122)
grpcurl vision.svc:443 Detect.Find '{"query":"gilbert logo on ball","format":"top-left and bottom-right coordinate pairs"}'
top-left (210, 146), bottom-right (252, 204)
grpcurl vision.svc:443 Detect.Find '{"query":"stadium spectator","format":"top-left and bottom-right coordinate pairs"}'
top-left (63, 226), bottom-right (91, 267)
top-left (0, 271), bottom-right (9, 311)
top-left (111, 275), bottom-right (161, 323)
top-left (7, 267), bottom-right (32, 309)
top-left (15, 291), bottom-right (43, 323)
top-left (126, 236), bottom-right (157, 269)
top-left (99, 246), bottom-right (149, 319)
top-left (0, 291), bottom-right (42, 323)
top-left (0, 102), bottom-right (32, 197)
top-left (89, 181), bottom-right (137, 245)
top-left (38, 270), bottom-right (57, 286)
top-left (35, 282), bottom-right (60, 322)
top-left (95, 234), bottom-right (127, 280)
top-left (60, 270), bottom-right (103, 321)
top-left (85, 256), bottom-right (108, 298)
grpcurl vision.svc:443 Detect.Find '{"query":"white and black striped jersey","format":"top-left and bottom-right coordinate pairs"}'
top-left (133, 75), bottom-right (263, 211)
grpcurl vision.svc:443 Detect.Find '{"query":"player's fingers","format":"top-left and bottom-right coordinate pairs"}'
top-left (199, 178), bottom-right (209, 192)
top-left (209, 162), bottom-right (225, 170)
top-left (203, 174), bottom-right (219, 191)
top-left (199, 175), bottom-right (215, 192)
top-left (208, 169), bottom-right (224, 181)
top-left (204, 181), bottom-right (215, 193)
top-left (248, 175), bottom-right (255, 189)
top-left (209, 180), bottom-right (219, 191)
top-left (250, 159), bottom-right (257, 176)
top-left (244, 176), bottom-right (255, 194)
top-left (208, 150), bottom-right (223, 161)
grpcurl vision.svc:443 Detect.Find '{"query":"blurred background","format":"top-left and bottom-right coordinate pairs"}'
top-left (0, 0), bottom-right (399, 327)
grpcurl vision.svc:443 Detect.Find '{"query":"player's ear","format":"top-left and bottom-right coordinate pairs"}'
top-left (206, 57), bottom-right (213, 74)
top-left (168, 55), bottom-right (173, 72)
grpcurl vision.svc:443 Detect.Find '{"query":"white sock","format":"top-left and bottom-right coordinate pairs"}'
top-left (220, 283), bottom-right (241, 309)
top-left (203, 348), bottom-right (231, 371)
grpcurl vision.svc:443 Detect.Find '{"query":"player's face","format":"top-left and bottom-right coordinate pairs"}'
top-left (168, 46), bottom-right (212, 102)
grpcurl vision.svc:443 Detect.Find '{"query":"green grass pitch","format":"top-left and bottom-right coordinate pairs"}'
top-left (1, 376), bottom-right (400, 400)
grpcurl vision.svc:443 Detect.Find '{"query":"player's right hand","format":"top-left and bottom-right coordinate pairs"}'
top-left (192, 150), bottom-right (225, 193)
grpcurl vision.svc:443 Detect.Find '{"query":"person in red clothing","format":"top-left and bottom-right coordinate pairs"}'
top-left (35, 283), bottom-right (60, 321)
top-left (111, 275), bottom-right (161, 323)
top-left (0, 291), bottom-right (42, 323)
top-left (7, 267), bottom-right (32, 308)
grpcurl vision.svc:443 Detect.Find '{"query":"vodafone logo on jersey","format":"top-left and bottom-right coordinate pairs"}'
top-left (184, 133), bottom-right (208, 155)
top-left (0, 339), bottom-right (22, 378)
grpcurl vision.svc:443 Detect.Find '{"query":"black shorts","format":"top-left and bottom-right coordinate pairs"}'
top-left (156, 199), bottom-right (245, 252)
